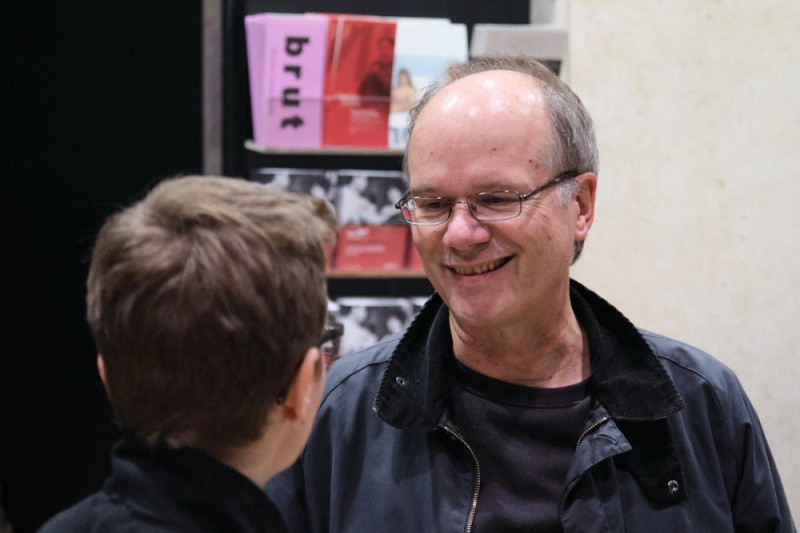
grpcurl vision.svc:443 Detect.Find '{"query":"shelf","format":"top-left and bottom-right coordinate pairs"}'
top-left (244, 141), bottom-right (404, 173)
top-left (327, 273), bottom-right (433, 298)
top-left (246, 140), bottom-right (404, 157)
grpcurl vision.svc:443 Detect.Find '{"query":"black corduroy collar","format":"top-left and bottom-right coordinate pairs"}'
top-left (375, 279), bottom-right (685, 429)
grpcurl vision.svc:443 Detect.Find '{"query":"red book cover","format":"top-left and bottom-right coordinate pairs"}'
top-left (334, 225), bottom-right (408, 272)
top-left (322, 14), bottom-right (396, 148)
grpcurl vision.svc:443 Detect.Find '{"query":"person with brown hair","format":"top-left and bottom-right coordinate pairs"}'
top-left (266, 57), bottom-right (795, 532)
top-left (39, 175), bottom-right (339, 532)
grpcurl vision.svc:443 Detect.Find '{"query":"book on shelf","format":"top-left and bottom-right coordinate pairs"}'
top-left (244, 13), bottom-right (328, 148)
top-left (470, 23), bottom-right (568, 75)
top-left (250, 166), bottom-right (337, 203)
top-left (321, 14), bottom-right (397, 148)
top-left (332, 297), bottom-right (416, 357)
top-left (247, 166), bottom-right (417, 272)
top-left (333, 169), bottom-right (406, 225)
top-left (332, 168), bottom-right (408, 272)
top-left (388, 17), bottom-right (468, 149)
top-left (250, 166), bottom-right (337, 268)
top-left (334, 225), bottom-right (409, 272)
top-left (244, 12), bottom-right (469, 151)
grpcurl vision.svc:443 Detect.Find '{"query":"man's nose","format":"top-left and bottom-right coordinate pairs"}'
top-left (441, 202), bottom-right (491, 250)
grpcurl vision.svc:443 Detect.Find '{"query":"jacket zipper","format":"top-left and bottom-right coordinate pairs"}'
top-left (575, 415), bottom-right (609, 448)
top-left (441, 425), bottom-right (481, 533)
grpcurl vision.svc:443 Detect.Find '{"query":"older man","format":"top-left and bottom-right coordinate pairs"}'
top-left (266, 57), bottom-right (794, 532)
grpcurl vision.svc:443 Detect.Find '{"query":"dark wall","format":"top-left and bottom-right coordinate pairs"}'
top-left (1, 3), bottom-right (203, 531)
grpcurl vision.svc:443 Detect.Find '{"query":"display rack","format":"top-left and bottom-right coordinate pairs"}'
top-left (215, 0), bottom-right (529, 300)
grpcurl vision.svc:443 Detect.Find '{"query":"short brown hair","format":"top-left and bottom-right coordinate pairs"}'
top-left (86, 176), bottom-right (337, 449)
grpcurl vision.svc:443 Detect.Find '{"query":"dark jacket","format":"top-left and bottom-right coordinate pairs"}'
top-left (39, 433), bottom-right (287, 532)
top-left (266, 280), bottom-right (795, 532)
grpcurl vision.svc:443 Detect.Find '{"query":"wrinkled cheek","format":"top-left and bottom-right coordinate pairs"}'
top-left (410, 227), bottom-right (445, 287)
top-left (410, 225), bottom-right (422, 245)
top-left (410, 227), bottom-right (437, 260)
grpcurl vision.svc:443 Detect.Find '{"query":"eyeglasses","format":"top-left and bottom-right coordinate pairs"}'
top-left (394, 170), bottom-right (579, 226)
top-left (276, 318), bottom-right (344, 404)
top-left (319, 320), bottom-right (344, 367)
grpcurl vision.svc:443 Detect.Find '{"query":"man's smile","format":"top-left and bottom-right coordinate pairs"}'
top-left (449, 256), bottom-right (511, 276)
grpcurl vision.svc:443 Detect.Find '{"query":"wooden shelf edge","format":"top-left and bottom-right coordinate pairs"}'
top-left (245, 140), bottom-right (404, 157)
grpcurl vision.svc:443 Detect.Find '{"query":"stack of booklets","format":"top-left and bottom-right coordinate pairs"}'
top-left (244, 13), bottom-right (468, 150)
top-left (251, 167), bottom-right (424, 273)
top-left (331, 296), bottom-right (430, 358)
top-left (469, 23), bottom-right (568, 75)
top-left (334, 169), bottom-right (407, 272)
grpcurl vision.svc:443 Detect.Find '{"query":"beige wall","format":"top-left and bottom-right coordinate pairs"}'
top-left (551, 0), bottom-right (800, 514)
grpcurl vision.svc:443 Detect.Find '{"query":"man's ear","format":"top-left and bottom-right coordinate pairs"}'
top-left (97, 354), bottom-right (111, 398)
top-left (280, 347), bottom-right (324, 424)
top-left (574, 172), bottom-right (597, 241)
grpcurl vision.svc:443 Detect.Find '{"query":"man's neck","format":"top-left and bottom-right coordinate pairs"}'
top-left (450, 304), bottom-right (590, 388)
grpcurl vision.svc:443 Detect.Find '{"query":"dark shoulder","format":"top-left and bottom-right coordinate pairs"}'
top-left (325, 333), bottom-right (398, 388)
top-left (319, 333), bottom-right (399, 410)
top-left (641, 329), bottom-right (747, 399)
top-left (37, 491), bottom-right (181, 533)
top-left (38, 492), bottom-right (125, 532)
top-left (38, 492), bottom-right (104, 532)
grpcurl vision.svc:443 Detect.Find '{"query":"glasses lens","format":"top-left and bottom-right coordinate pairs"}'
top-left (471, 191), bottom-right (522, 221)
top-left (320, 322), bottom-right (344, 366)
top-left (404, 197), bottom-right (451, 225)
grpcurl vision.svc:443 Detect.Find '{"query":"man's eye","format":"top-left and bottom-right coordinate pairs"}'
top-left (477, 193), bottom-right (517, 206)
top-left (415, 198), bottom-right (448, 211)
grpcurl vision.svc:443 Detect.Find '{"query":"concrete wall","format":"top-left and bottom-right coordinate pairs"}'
top-left (550, 0), bottom-right (800, 514)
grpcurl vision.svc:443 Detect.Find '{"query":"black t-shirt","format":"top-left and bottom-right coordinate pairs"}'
top-left (449, 362), bottom-right (592, 533)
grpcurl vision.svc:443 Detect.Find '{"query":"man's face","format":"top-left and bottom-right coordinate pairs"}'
top-left (407, 71), bottom-right (589, 332)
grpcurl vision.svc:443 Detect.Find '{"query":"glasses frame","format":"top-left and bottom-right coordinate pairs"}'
top-left (395, 170), bottom-right (580, 226)
top-left (319, 321), bottom-right (344, 363)
top-left (276, 318), bottom-right (344, 404)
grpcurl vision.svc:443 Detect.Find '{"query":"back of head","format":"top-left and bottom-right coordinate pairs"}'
top-left (406, 56), bottom-right (598, 177)
top-left (86, 176), bottom-right (337, 450)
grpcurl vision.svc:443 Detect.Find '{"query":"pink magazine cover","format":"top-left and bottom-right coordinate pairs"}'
top-left (244, 14), bottom-right (269, 141)
top-left (245, 13), bottom-right (328, 148)
top-left (321, 14), bottom-right (397, 148)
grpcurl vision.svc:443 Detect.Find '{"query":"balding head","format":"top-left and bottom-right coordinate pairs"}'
top-left (409, 69), bottom-right (555, 179)
top-left (404, 57), bottom-right (598, 180)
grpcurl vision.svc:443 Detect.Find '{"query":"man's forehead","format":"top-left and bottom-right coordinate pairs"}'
top-left (425, 70), bottom-right (544, 117)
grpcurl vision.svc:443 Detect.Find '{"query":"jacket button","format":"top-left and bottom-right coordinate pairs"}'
top-left (667, 480), bottom-right (680, 494)
top-left (395, 376), bottom-right (409, 387)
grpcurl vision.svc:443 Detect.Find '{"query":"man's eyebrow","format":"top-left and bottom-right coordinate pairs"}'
top-left (407, 186), bottom-right (441, 196)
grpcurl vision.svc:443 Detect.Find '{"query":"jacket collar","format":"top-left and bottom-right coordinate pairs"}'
top-left (104, 432), bottom-right (287, 531)
top-left (375, 279), bottom-right (685, 430)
